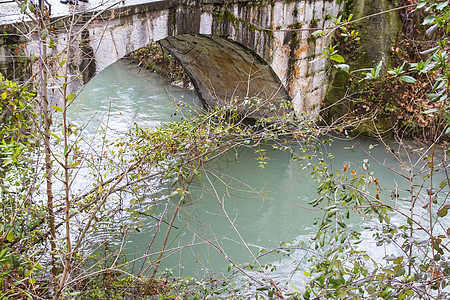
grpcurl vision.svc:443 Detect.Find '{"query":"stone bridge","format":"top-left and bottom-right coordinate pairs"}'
top-left (0, 0), bottom-right (343, 117)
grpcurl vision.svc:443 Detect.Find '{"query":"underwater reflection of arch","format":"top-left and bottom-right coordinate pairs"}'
top-left (159, 34), bottom-right (291, 120)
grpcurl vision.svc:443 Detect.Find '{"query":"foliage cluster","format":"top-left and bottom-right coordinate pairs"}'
top-left (0, 73), bottom-right (37, 167)
top-left (324, 0), bottom-right (450, 141)
top-left (0, 73), bottom-right (46, 298)
top-left (298, 143), bottom-right (450, 299)
top-left (299, 0), bottom-right (450, 298)
top-left (331, 18), bottom-right (363, 62)
top-left (128, 42), bottom-right (192, 88)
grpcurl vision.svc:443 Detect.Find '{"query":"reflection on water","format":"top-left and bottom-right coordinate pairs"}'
top-left (73, 59), bottom-right (448, 288)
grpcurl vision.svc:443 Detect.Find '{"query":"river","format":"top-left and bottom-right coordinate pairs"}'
top-left (70, 58), bottom-right (442, 290)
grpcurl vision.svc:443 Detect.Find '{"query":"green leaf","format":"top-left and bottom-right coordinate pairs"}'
top-left (393, 256), bottom-right (404, 264)
top-left (49, 131), bottom-right (60, 141)
top-left (330, 54), bottom-right (345, 63)
top-left (426, 93), bottom-right (442, 98)
top-left (399, 75), bottom-right (416, 83)
top-left (312, 30), bottom-right (324, 36)
top-left (436, 0), bottom-right (448, 11)
top-left (337, 221), bottom-right (346, 228)
top-left (1, 91), bottom-right (6, 100)
top-left (19, 1), bottom-right (27, 13)
top-left (0, 248), bottom-right (7, 260)
top-left (422, 108), bottom-right (438, 114)
top-left (437, 201), bottom-right (450, 217)
top-left (6, 231), bottom-right (14, 242)
top-left (69, 161), bottom-right (81, 168)
top-left (383, 268), bottom-right (396, 275)
top-left (374, 60), bottom-right (383, 77)
top-left (60, 60), bottom-right (66, 67)
top-left (423, 16), bottom-right (436, 25)
top-left (335, 64), bottom-right (350, 72)
top-left (51, 105), bottom-right (63, 113)
top-left (416, 0), bottom-right (427, 8)
top-left (420, 46), bottom-right (440, 55)
top-left (67, 93), bottom-right (76, 101)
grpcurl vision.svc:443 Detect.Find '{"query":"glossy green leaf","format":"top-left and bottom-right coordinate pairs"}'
top-left (423, 16), bottom-right (437, 25)
top-left (437, 202), bottom-right (450, 217)
top-left (6, 231), bottom-right (14, 242)
top-left (330, 54), bottom-right (345, 63)
top-left (69, 161), bottom-right (81, 168)
top-left (51, 105), bottom-right (63, 113)
top-left (335, 64), bottom-right (350, 72)
top-left (436, 0), bottom-right (448, 11)
top-left (416, 0), bottom-right (427, 8)
top-left (399, 75), bottom-right (416, 83)
top-left (67, 93), bottom-right (76, 101)
top-left (422, 108), bottom-right (438, 114)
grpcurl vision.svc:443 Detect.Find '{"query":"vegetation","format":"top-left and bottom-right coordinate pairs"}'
top-left (0, 73), bottom-right (42, 299)
top-left (323, 0), bottom-right (450, 141)
top-left (0, 0), bottom-right (449, 299)
top-left (128, 43), bottom-right (192, 88)
top-left (304, 0), bottom-right (450, 298)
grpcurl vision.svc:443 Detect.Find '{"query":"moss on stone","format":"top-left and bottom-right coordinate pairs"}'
top-left (323, 0), bottom-right (403, 137)
top-left (171, 10), bottom-right (176, 26)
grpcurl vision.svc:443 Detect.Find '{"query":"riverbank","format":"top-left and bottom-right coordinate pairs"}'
top-left (323, 1), bottom-right (448, 143)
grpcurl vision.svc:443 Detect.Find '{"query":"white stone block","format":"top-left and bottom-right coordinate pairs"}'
top-left (152, 11), bottom-right (169, 42)
top-left (200, 12), bottom-right (213, 35)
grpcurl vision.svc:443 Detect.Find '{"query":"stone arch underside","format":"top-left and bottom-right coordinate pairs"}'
top-left (159, 34), bottom-right (292, 120)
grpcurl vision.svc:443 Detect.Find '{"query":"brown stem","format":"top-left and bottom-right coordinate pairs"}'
top-left (54, 10), bottom-right (77, 299)
top-left (37, 7), bottom-right (57, 278)
top-left (150, 165), bottom-right (200, 280)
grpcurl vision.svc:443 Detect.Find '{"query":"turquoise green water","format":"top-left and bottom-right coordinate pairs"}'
top-left (72, 59), bottom-right (444, 288)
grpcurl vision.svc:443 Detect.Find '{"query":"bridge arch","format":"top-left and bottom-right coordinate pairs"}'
top-left (60, 0), bottom-right (341, 117)
top-left (87, 32), bottom-right (291, 119)
top-left (159, 34), bottom-right (291, 119)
